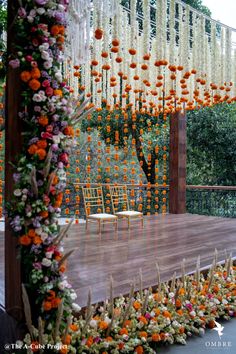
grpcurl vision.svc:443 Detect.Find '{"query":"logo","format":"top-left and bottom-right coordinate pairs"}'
top-left (212, 320), bottom-right (224, 339)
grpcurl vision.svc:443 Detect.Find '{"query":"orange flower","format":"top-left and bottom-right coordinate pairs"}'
top-left (139, 331), bottom-right (147, 338)
top-left (51, 25), bottom-right (60, 36)
top-left (38, 116), bottom-right (48, 126)
top-left (63, 126), bottom-right (74, 136)
top-left (28, 144), bottom-right (38, 155)
top-left (40, 210), bottom-right (49, 218)
top-left (105, 337), bottom-right (113, 342)
top-left (28, 79), bottom-right (41, 91)
top-left (133, 301), bottom-right (141, 310)
top-left (160, 332), bottom-right (166, 340)
top-left (43, 301), bottom-right (52, 311)
top-left (163, 310), bottom-right (171, 319)
top-left (86, 336), bottom-right (94, 347)
top-left (70, 324), bottom-right (79, 331)
top-left (60, 348), bottom-right (68, 354)
top-left (28, 229), bottom-right (36, 238)
top-left (119, 328), bottom-right (128, 335)
top-left (177, 309), bottom-right (183, 316)
top-left (175, 299), bottom-right (182, 308)
top-left (31, 68), bottom-right (41, 79)
top-left (135, 346), bottom-right (144, 354)
top-left (36, 148), bottom-right (47, 160)
top-left (37, 140), bottom-right (47, 149)
top-left (123, 320), bottom-right (132, 327)
top-left (51, 297), bottom-right (62, 308)
top-left (31, 342), bottom-right (40, 353)
top-left (138, 316), bottom-right (148, 325)
top-left (208, 320), bottom-right (215, 329)
top-left (63, 334), bottom-right (71, 345)
top-left (99, 321), bottom-right (108, 330)
top-left (33, 236), bottom-right (43, 245)
top-left (58, 25), bottom-right (65, 35)
top-left (19, 235), bottom-right (31, 246)
top-left (54, 89), bottom-right (62, 96)
top-left (20, 71), bottom-right (31, 82)
top-left (152, 333), bottom-right (161, 342)
top-left (94, 28), bottom-right (103, 40)
top-left (179, 326), bottom-right (185, 334)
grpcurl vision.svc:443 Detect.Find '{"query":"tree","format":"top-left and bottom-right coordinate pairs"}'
top-left (82, 107), bottom-right (168, 184)
top-left (187, 103), bottom-right (236, 186)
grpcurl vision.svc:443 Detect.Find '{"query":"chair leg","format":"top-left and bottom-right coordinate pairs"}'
top-left (115, 219), bottom-right (118, 231)
top-left (86, 219), bottom-right (88, 230)
top-left (141, 217), bottom-right (144, 228)
top-left (98, 220), bottom-right (101, 234)
top-left (127, 217), bottom-right (130, 229)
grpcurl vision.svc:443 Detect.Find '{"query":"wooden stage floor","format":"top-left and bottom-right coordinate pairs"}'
top-left (0, 214), bottom-right (236, 308)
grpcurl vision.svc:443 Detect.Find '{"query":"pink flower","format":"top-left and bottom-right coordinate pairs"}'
top-left (46, 125), bottom-right (53, 132)
top-left (35, 0), bottom-right (49, 5)
top-left (41, 132), bottom-right (53, 139)
top-left (59, 152), bottom-right (69, 165)
top-left (18, 7), bottom-right (27, 18)
top-left (26, 55), bottom-right (33, 62)
top-left (31, 61), bottom-right (38, 68)
top-left (42, 80), bottom-right (50, 88)
top-left (9, 59), bottom-right (20, 69)
top-left (45, 87), bottom-right (54, 96)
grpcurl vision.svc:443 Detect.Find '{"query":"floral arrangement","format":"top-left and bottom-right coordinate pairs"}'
top-left (15, 262), bottom-right (236, 353)
top-left (7, 0), bottom-right (86, 328)
top-left (72, 0), bottom-right (236, 114)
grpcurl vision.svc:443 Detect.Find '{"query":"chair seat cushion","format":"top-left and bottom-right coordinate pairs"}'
top-left (115, 211), bottom-right (142, 217)
top-left (88, 213), bottom-right (117, 219)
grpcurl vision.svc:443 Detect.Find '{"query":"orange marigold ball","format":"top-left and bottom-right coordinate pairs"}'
top-left (94, 28), bottom-right (103, 39)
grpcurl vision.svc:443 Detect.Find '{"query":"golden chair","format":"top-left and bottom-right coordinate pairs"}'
top-left (82, 186), bottom-right (118, 234)
top-left (109, 185), bottom-right (144, 229)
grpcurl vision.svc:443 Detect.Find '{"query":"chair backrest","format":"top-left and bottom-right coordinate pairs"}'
top-left (109, 185), bottom-right (130, 213)
top-left (82, 186), bottom-right (105, 216)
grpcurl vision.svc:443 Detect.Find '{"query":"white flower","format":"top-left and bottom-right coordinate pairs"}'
top-left (169, 292), bottom-right (175, 298)
top-left (89, 319), bottom-right (97, 328)
top-left (44, 61), bottom-right (53, 69)
top-left (104, 316), bottom-right (111, 325)
top-left (21, 195), bottom-right (27, 202)
top-left (222, 299), bottom-right (228, 304)
top-left (214, 298), bottom-right (220, 305)
top-left (14, 189), bottom-right (22, 197)
top-left (72, 303), bottom-right (81, 312)
top-left (198, 311), bottom-right (204, 317)
top-left (41, 51), bottom-right (50, 61)
top-left (36, 8), bottom-right (45, 15)
top-left (27, 16), bottom-right (34, 23)
top-left (55, 71), bottom-right (62, 82)
top-left (42, 258), bottom-right (52, 267)
top-left (70, 292), bottom-right (77, 300)
top-left (46, 251), bottom-right (53, 259)
top-left (58, 4), bottom-right (65, 11)
top-left (189, 311), bottom-right (196, 317)
top-left (33, 94), bottom-right (43, 102)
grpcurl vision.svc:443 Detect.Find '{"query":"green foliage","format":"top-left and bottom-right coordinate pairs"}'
top-left (187, 103), bottom-right (236, 186)
top-left (182, 0), bottom-right (211, 16)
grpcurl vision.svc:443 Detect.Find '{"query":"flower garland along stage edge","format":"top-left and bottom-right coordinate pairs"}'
top-left (15, 263), bottom-right (236, 353)
top-left (8, 0), bottom-right (82, 330)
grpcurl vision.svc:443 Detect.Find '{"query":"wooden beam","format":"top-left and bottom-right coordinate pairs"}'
top-left (5, 0), bottom-right (23, 321)
top-left (169, 111), bottom-right (186, 214)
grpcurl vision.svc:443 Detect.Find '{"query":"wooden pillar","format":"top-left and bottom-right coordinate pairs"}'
top-left (5, 0), bottom-right (23, 321)
top-left (169, 111), bottom-right (186, 214)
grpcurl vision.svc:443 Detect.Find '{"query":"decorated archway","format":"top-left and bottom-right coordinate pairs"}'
top-left (3, 0), bottom-right (236, 352)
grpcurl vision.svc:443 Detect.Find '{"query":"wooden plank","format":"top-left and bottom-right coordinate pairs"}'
top-left (5, 0), bottom-right (23, 321)
top-left (1, 214), bottom-right (235, 308)
top-left (169, 111), bottom-right (187, 213)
